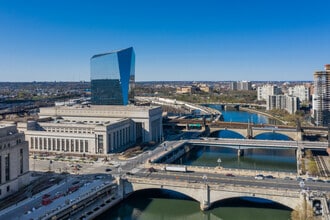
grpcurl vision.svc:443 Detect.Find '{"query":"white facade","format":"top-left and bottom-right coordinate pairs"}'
top-left (288, 85), bottom-right (310, 103)
top-left (18, 105), bottom-right (163, 156)
top-left (0, 124), bottom-right (30, 199)
top-left (257, 84), bottom-right (281, 101)
top-left (237, 81), bottom-right (252, 91)
top-left (266, 95), bottom-right (299, 114)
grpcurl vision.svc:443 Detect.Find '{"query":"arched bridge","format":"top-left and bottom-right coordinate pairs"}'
top-left (121, 176), bottom-right (303, 211)
top-left (209, 126), bottom-right (302, 141)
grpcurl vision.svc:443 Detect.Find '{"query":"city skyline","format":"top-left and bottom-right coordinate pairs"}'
top-left (1, 0), bottom-right (330, 82)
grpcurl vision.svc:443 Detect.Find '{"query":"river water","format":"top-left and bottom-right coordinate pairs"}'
top-left (96, 108), bottom-right (293, 220)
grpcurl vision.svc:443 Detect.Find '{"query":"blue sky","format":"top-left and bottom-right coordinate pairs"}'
top-left (0, 0), bottom-right (329, 82)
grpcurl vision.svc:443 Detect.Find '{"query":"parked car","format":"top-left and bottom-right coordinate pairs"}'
top-left (225, 173), bottom-right (235, 177)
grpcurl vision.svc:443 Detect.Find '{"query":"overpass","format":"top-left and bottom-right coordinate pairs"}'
top-left (121, 175), bottom-right (303, 211)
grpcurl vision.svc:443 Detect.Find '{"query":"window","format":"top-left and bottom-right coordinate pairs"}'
top-left (6, 185), bottom-right (10, 192)
top-left (85, 140), bottom-right (88, 153)
top-left (5, 154), bottom-right (10, 181)
top-left (97, 135), bottom-right (104, 153)
top-left (20, 149), bottom-right (23, 174)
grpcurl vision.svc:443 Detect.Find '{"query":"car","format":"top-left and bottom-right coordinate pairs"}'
top-left (254, 174), bottom-right (264, 180)
top-left (284, 176), bottom-right (292, 180)
top-left (225, 173), bottom-right (235, 177)
top-left (126, 172), bottom-right (134, 175)
top-left (296, 177), bottom-right (304, 182)
top-left (148, 167), bottom-right (156, 172)
top-left (265, 175), bottom-right (275, 179)
top-left (105, 168), bottom-right (112, 172)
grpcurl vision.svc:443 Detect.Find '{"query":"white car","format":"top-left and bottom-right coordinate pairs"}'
top-left (254, 174), bottom-right (264, 180)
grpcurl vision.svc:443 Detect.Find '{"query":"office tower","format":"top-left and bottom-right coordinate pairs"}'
top-left (91, 47), bottom-right (135, 105)
top-left (313, 64), bottom-right (330, 126)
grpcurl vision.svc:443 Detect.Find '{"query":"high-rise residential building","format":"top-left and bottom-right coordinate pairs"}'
top-left (0, 124), bottom-right (30, 199)
top-left (257, 84), bottom-right (281, 101)
top-left (313, 64), bottom-right (330, 126)
top-left (230, 81), bottom-right (237, 91)
top-left (266, 95), bottom-right (299, 114)
top-left (237, 81), bottom-right (252, 91)
top-left (230, 81), bottom-right (251, 91)
top-left (91, 47), bottom-right (135, 105)
top-left (288, 85), bottom-right (310, 103)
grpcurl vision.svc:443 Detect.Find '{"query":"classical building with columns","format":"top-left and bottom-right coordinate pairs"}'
top-left (0, 124), bottom-right (30, 199)
top-left (18, 105), bottom-right (163, 156)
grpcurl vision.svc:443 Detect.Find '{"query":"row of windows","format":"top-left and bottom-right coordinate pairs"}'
top-left (44, 127), bottom-right (94, 134)
top-left (30, 137), bottom-right (89, 153)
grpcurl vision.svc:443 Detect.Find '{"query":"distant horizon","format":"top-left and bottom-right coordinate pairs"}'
top-left (0, 80), bottom-right (314, 83)
top-left (1, 1), bottom-right (329, 81)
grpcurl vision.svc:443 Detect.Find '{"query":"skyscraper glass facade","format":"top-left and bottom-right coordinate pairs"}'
top-left (91, 47), bottom-right (135, 105)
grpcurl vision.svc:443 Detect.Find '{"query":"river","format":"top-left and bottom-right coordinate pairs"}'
top-left (96, 107), bottom-right (294, 220)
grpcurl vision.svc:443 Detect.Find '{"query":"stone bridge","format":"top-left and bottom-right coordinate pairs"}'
top-left (120, 177), bottom-right (302, 211)
top-left (209, 126), bottom-right (303, 141)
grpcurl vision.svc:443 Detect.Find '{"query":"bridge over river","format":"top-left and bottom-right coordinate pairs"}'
top-left (119, 171), bottom-right (330, 213)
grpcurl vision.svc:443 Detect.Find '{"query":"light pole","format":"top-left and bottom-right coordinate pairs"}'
top-left (202, 174), bottom-right (207, 185)
top-left (118, 166), bottom-right (122, 177)
top-left (217, 158), bottom-right (222, 169)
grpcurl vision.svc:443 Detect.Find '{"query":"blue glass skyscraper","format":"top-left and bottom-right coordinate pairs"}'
top-left (91, 47), bottom-right (135, 105)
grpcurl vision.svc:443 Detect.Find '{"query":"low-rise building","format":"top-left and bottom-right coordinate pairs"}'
top-left (0, 124), bottom-right (30, 199)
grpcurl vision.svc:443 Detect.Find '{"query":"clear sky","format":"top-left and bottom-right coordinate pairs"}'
top-left (0, 0), bottom-right (329, 82)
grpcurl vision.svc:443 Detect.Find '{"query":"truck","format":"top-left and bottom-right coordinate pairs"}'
top-left (165, 165), bottom-right (187, 172)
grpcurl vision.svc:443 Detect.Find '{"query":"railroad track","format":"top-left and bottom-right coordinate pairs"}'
top-left (315, 155), bottom-right (330, 177)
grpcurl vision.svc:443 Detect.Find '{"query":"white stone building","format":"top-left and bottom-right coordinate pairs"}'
top-left (257, 84), bottom-right (281, 101)
top-left (288, 85), bottom-right (310, 103)
top-left (266, 95), bottom-right (300, 114)
top-left (18, 105), bottom-right (163, 156)
top-left (0, 124), bottom-right (30, 199)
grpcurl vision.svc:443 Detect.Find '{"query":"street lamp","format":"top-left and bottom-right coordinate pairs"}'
top-left (202, 174), bottom-right (207, 184)
top-left (217, 158), bottom-right (222, 169)
top-left (118, 166), bottom-right (122, 177)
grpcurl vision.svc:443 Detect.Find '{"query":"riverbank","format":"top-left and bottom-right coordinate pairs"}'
top-left (239, 107), bottom-right (288, 125)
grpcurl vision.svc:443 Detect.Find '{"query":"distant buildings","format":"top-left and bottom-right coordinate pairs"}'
top-left (18, 105), bottom-right (162, 155)
top-left (0, 124), bottom-right (29, 199)
top-left (230, 81), bottom-right (252, 91)
top-left (257, 84), bottom-right (281, 101)
top-left (91, 47), bottom-right (135, 105)
top-left (176, 83), bottom-right (210, 94)
top-left (266, 95), bottom-right (300, 114)
top-left (312, 64), bottom-right (330, 126)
